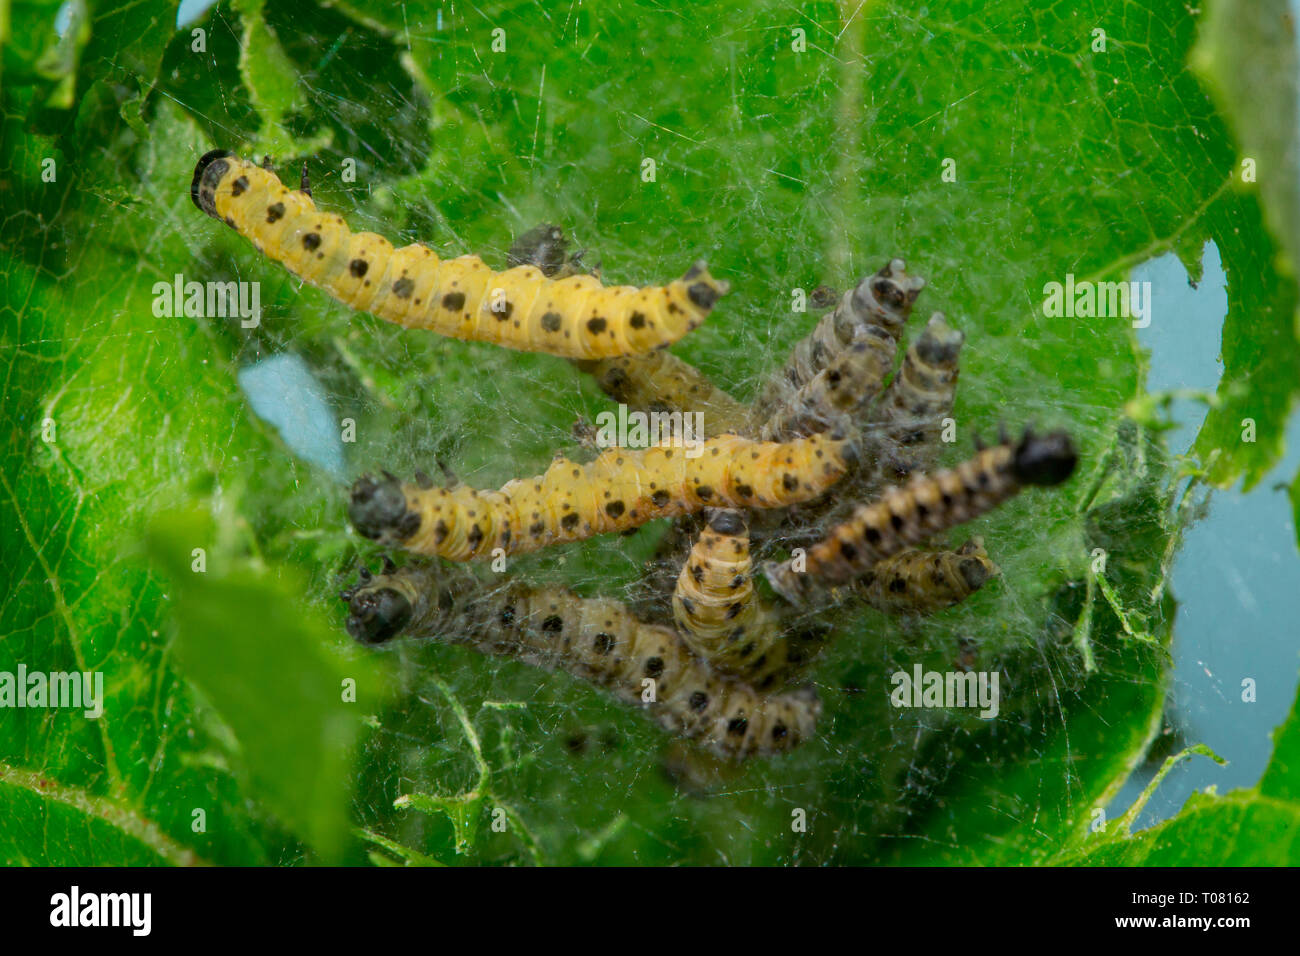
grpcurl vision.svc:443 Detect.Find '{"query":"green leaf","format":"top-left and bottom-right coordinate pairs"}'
top-left (1259, 681), bottom-right (1300, 799)
top-left (1194, 0), bottom-right (1300, 271)
top-left (0, 7), bottom-right (358, 865)
top-left (1191, 0), bottom-right (1300, 490)
top-left (230, 0), bottom-right (331, 158)
top-left (1059, 681), bottom-right (1300, 865)
top-left (144, 508), bottom-right (391, 863)
top-left (0, 762), bottom-right (204, 866)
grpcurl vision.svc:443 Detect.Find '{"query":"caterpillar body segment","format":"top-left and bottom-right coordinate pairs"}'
top-left (751, 258), bottom-right (925, 427)
top-left (190, 151), bottom-right (728, 358)
top-left (859, 538), bottom-right (997, 616)
top-left (759, 326), bottom-right (897, 442)
top-left (863, 311), bottom-right (964, 484)
top-left (349, 431), bottom-right (852, 561)
top-left (575, 350), bottom-right (752, 439)
top-left (673, 509), bottom-right (762, 657)
top-left (757, 311), bottom-right (968, 555)
top-left (342, 562), bottom-right (821, 760)
top-left (672, 509), bottom-right (794, 687)
top-left (764, 429), bottom-right (1076, 606)
top-left (876, 312), bottom-right (964, 442)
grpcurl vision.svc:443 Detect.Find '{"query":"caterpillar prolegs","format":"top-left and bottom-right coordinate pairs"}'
top-left (190, 151), bottom-right (728, 359)
top-left (349, 431), bottom-right (852, 561)
top-left (341, 562), bottom-right (821, 760)
top-left (765, 429), bottom-right (1076, 606)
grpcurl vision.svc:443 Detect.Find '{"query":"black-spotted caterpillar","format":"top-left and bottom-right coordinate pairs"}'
top-left (752, 258), bottom-right (926, 440)
top-left (844, 310), bottom-right (965, 499)
top-left (341, 562), bottom-right (821, 761)
top-left (349, 431), bottom-right (852, 561)
top-left (672, 509), bottom-right (810, 690)
top-left (503, 218), bottom-right (752, 438)
top-left (764, 429), bottom-right (1077, 606)
top-left (857, 538), bottom-right (998, 616)
top-left (190, 151), bottom-right (729, 359)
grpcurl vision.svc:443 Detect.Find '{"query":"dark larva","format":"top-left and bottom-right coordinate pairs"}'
top-left (857, 311), bottom-right (965, 488)
top-left (750, 258), bottom-right (925, 431)
top-left (764, 429), bottom-right (1077, 606)
top-left (342, 562), bottom-right (820, 761)
top-left (760, 327), bottom-right (898, 442)
top-left (857, 538), bottom-right (998, 616)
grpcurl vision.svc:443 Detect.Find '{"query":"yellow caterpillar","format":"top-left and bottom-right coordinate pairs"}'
top-left (503, 219), bottom-right (751, 438)
top-left (190, 150), bottom-right (728, 358)
top-left (858, 538), bottom-right (997, 616)
top-left (349, 431), bottom-right (851, 560)
top-left (765, 429), bottom-right (1076, 605)
top-left (672, 509), bottom-right (798, 689)
top-left (341, 562), bottom-right (820, 761)
top-left (574, 350), bottom-right (751, 439)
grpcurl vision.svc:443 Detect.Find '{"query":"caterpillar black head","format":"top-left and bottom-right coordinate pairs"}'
top-left (191, 149), bottom-right (235, 218)
top-left (682, 261), bottom-right (730, 311)
top-left (350, 473), bottom-right (421, 541)
top-left (1012, 428), bottom-right (1077, 486)
top-left (342, 577), bottom-right (413, 645)
top-left (913, 312), bottom-right (964, 364)
top-left (853, 257), bottom-right (926, 328)
top-left (508, 223), bottom-right (577, 277)
top-left (955, 538), bottom-right (996, 590)
top-left (703, 507), bottom-right (746, 536)
top-left (829, 425), bottom-right (861, 465)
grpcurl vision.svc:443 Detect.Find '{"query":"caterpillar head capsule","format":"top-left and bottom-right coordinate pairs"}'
top-left (703, 507), bottom-right (746, 536)
top-left (508, 223), bottom-right (577, 277)
top-left (955, 538), bottom-right (997, 590)
top-left (344, 582), bottom-right (414, 644)
top-left (350, 473), bottom-right (420, 541)
top-left (913, 312), bottom-right (964, 365)
top-left (830, 427), bottom-right (861, 465)
top-left (191, 149), bottom-right (235, 218)
top-left (1011, 429), bottom-right (1077, 486)
top-left (846, 258), bottom-right (927, 334)
top-left (681, 261), bottom-right (730, 312)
